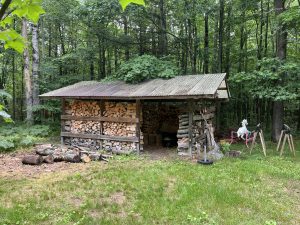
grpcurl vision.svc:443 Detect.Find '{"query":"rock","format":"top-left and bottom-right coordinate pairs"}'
top-left (206, 144), bottom-right (224, 161)
top-left (226, 150), bottom-right (241, 157)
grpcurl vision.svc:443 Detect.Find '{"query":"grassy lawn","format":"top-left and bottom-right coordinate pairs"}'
top-left (0, 141), bottom-right (299, 225)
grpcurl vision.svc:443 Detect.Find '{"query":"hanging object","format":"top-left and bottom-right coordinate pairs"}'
top-left (197, 121), bottom-right (213, 165)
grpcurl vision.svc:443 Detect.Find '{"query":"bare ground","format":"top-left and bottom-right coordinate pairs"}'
top-left (0, 146), bottom-right (179, 179)
top-left (0, 150), bottom-right (102, 179)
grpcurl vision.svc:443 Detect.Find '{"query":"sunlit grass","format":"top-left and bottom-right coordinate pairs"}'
top-left (0, 140), bottom-right (299, 225)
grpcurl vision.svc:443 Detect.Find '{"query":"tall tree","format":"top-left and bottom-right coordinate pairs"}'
top-left (32, 23), bottom-right (40, 107)
top-left (22, 19), bottom-right (33, 124)
top-left (272, 0), bottom-right (287, 141)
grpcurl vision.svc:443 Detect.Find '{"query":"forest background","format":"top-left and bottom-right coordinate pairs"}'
top-left (0, 0), bottom-right (299, 142)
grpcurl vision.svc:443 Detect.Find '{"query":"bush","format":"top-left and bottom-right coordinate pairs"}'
top-left (220, 140), bottom-right (231, 154)
top-left (0, 124), bottom-right (51, 151)
top-left (112, 55), bottom-right (180, 83)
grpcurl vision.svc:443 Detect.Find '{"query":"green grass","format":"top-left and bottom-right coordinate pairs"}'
top-left (0, 141), bottom-right (299, 225)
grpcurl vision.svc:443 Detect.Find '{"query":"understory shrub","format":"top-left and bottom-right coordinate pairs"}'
top-left (0, 124), bottom-right (51, 151)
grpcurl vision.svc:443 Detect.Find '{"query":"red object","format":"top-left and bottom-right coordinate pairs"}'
top-left (230, 131), bottom-right (253, 147)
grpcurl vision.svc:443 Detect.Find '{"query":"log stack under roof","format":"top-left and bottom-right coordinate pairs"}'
top-left (177, 106), bottom-right (215, 155)
top-left (63, 100), bottom-right (143, 153)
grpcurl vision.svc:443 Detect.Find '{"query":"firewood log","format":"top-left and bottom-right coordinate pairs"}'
top-left (64, 153), bottom-right (80, 163)
top-left (81, 155), bottom-right (91, 163)
top-left (177, 134), bottom-right (189, 138)
top-left (177, 129), bottom-right (189, 134)
top-left (22, 155), bottom-right (43, 165)
top-left (53, 154), bottom-right (64, 162)
top-left (43, 155), bottom-right (54, 164)
top-left (36, 148), bottom-right (54, 156)
top-left (112, 149), bottom-right (133, 155)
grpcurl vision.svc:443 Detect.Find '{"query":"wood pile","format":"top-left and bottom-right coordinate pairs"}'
top-left (66, 100), bottom-right (101, 116)
top-left (22, 144), bottom-right (111, 165)
top-left (177, 106), bottom-right (215, 155)
top-left (63, 100), bottom-right (143, 153)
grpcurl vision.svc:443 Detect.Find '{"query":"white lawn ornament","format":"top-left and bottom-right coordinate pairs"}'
top-left (237, 119), bottom-right (250, 140)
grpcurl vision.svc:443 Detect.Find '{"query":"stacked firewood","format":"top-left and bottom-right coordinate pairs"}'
top-left (68, 100), bottom-right (101, 116)
top-left (63, 100), bottom-right (143, 152)
top-left (70, 121), bottom-right (101, 134)
top-left (22, 144), bottom-right (111, 165)
top-left (103, 102), bottom-right (136, 118)
top-left (177, 106), bottom-right (215, 155)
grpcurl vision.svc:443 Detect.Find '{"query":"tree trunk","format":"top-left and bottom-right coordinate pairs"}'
top-left (238, 11), bottom-right (245, 72)
top-left (218, 0), bottom-right (224, 73)
top-left (22, 19), bottom-right (33, 124)
top-left (264, 0), bottom-right (270, 57)
top-left (203, 13), bottom-right (209, 74)
top-left (224, 4), bottom-right (232, 75)
top-left (31, 23), bottom-right (40, 107)
top-left (272, 0), bottom-right (287, 142)
top-left (257, 0), bottom-right (264, 61)
top-left (123, 16), bottom-right (130, 61)
top-left (158, 0), bottom-right (167, 56)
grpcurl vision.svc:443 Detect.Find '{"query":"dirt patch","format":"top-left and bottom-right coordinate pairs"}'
top-left (88, 209), bottom-right (103, 219)
top-left (0, 151), bottom-right (106, 179)
top-left (142, 146), bottom-right (179, 160)
top-left (70, 197), bottom-right (83, 207)
top-left (110, 192), bottom-right (126, 205)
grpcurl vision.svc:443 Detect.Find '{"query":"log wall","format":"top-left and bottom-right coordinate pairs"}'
top-left (62, 100), bottom-right (143, 153)
top-left (177, 106), bottom-right (216, 155)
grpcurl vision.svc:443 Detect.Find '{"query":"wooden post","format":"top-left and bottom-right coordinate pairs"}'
top-left (280, 134), bottom-right (287, 156)
top-left (290, 134), bottom-right (296, 156)
top-left (188, 100), bottom-right (193, 157)
top-left (276, 130), bottom-right (284, 151)
top-left (99, 99), bottom-right (105, 150)
top-left (259, 130), bottom-right (267, 156)
top-left (61, 98), bottom-right (66, 145)
top-left (136, 99), bottom-right (141, 154)
top-left (250, 132), bottom-right (258, 154)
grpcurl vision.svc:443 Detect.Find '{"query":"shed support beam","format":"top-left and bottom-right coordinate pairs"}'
top-left (136, 99), bottom-right (141, 154)
top-left (61, 98), bottom-right (66, 145)
top-left (188, 100), bottom-right (194, 157)
top-left (99, 99), bottom-right (104, 150)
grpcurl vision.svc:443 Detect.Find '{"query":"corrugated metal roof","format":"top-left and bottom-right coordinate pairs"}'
top-left (40, 73), bottom-right (228, 100)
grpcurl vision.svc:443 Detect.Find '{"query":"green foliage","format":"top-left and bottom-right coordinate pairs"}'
top-left (113, 55), bottom-right (179, 83)
top-left (0, 138), bottom-right (15, 150)
top-left (264, 220), bottom-right (277, 225)
top-left (19, 135), bottom-right (36, 146)
top-left (0, 0), bottom-right (45, 53)
top-left (0, 90), bottom-right (12, 123)
top-left (279, 6), bottom-right (300, 28)
top-left (0, 29), bottom-right (25, 53)
top-left (119, 0), bottom-right (145, 10)
top-left (11, 0), bottom-right (45, 24)
top-left (220, 141), bottom-right (231, 154)
top-left (229, 58), bottom-right (300, 101)
top-left (0, 124), bottom-right (50, 151)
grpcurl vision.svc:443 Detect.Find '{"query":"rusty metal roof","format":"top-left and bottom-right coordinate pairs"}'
top-left (40, 73), bottom-right (229, 100)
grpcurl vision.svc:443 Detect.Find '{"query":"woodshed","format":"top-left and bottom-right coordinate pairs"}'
top-left (40, 73), bottom-right (229, 156)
